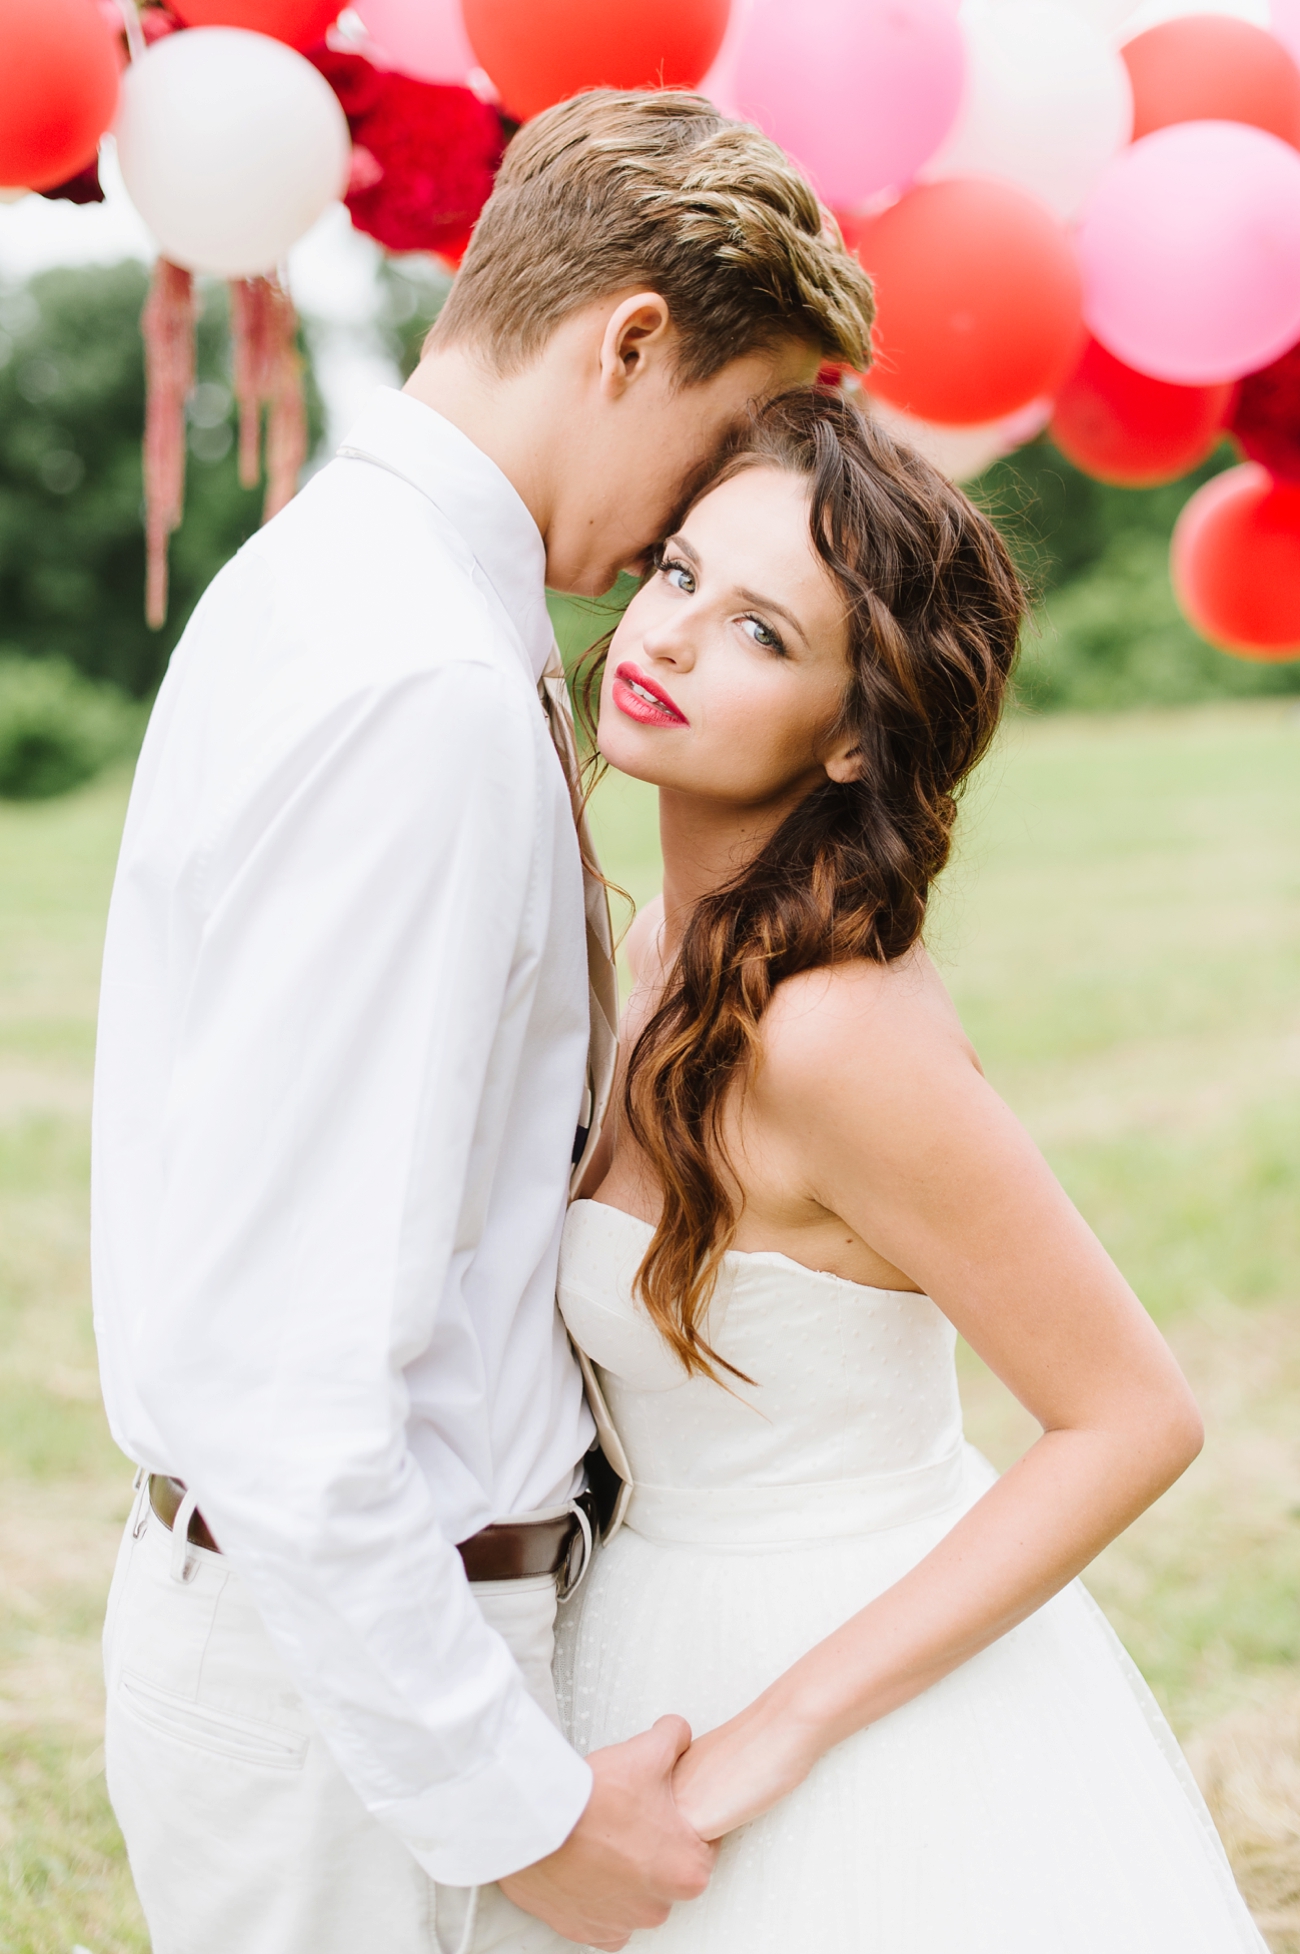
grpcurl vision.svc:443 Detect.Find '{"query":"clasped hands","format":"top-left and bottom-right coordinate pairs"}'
top-left (501, 1700), bottom-right (820, 1950)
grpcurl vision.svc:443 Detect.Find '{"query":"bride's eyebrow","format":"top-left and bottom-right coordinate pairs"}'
top-left (734, 585), bottom-right (809, 652)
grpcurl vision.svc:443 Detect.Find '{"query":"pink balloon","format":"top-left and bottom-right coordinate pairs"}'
top-left (699, 0), bottom-right (750, 117)
top-left (1271, 0), bottom-right (1300, 78)
top-left (1077, 119), bottom-right (1300, 386)
top-left (352, 0), bottom-right (476, 84)
top-left (732, 0), bottom-right (964, 209)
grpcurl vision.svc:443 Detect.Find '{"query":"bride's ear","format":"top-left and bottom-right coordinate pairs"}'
top-left (823, 734), bottom-right (862, 785)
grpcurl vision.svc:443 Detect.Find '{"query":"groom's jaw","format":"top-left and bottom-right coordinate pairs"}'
top-left (533, 336), bottom-right (819, 601)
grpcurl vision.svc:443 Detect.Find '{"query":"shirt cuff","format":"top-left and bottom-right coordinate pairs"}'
top-left (379, 1687), bottom-right (595, 1887)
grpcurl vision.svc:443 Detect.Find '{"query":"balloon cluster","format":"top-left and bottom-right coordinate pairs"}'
top-left (765, 2), bottom-right (1300, 665)
top-left (5, 0), bottom-right (1300, 658)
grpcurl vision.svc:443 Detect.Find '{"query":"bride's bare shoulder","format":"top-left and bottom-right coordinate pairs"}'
top-left (755, 944), bottom-right (983, 1110)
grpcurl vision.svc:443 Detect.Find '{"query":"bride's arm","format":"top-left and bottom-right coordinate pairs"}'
top-left (671, 958), bottom-right (1203, 1842)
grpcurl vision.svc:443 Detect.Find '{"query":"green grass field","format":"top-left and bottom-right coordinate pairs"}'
top-left (1, 699), bottom-right (1298, 1952)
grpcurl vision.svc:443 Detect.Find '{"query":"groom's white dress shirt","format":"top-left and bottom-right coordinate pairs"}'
top-left (92, 388), bottom-right (598, 1885)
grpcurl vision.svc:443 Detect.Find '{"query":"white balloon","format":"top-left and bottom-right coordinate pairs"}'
top-left (867, 394), bottom-right (1052, 482)
top-left (1121, 0), bottom-right (1268, 31)
top-left (923, 0), bottom-right (1133, 219)
top-left (1067, 0), bottom-right (1139, 33)
top-left (115, 28), bottom-right (350, 280)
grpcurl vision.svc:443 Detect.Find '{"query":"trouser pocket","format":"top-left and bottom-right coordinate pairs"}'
top-left (103, 1499), bottom-right (433, 1954)
top-left (116, 1669), bottom-right (310, 1769)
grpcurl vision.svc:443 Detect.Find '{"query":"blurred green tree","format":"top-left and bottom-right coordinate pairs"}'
top-left (377, 254), bottom-right (453, 380)
top-left (0, 261), bottom-right (322, 698)
top-left (979, 438), bottom-right (1300, 709)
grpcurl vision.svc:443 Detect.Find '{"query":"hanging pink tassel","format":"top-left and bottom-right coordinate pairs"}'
top-left (229, 275), bottom-right (271, 491)
top-left (141, 258), bottom-right (196, 630)
top-left (262, 279), bottom-right (308, 523)
top-left (229, 272), bottom-right (308, 521)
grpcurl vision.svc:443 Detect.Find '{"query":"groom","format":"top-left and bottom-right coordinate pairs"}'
top-left (93, 88), bottom-right (872, 1954)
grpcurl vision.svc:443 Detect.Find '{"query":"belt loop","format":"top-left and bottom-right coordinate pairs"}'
top-left (169, 1485), bottom-right (200, 1584)
top-left (433, 1883), bottom-right (479, 1954)
top-left (452, 1885), bottom-right (479, 1954)
top-left (131, 1467), bottom-right (150, 1539)
top-left (558, 1497), bottom-right (594, 1601)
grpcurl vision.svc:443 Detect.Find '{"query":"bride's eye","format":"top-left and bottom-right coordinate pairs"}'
top-left (660, 556), bottom-right (696, 594)
top-left (741, 615), bottom-right (787, 655)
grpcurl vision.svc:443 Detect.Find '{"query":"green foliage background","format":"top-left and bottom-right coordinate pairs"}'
top-left (979, 440), bottom-right (1300, 711)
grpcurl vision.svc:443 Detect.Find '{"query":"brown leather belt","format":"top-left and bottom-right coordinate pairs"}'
top-left (147, 1475), bottom-right (596, 1595)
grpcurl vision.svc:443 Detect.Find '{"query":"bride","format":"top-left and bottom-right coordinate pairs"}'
top-left (546, 388), bottom-right (1265, 1951)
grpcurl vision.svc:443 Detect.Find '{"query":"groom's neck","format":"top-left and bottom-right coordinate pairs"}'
top-left (404, 344), bottom-right (558, 548)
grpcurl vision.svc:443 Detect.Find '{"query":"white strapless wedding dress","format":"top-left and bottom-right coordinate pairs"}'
top-left (552, 1198), bottom-right (1265, 1954)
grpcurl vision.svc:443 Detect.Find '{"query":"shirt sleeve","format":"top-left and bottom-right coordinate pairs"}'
top-left (134, 656), bottom-right (594, 1885)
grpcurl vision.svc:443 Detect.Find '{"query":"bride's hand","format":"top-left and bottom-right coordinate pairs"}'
top-left (670, 1697), bottom-right (824, 1842)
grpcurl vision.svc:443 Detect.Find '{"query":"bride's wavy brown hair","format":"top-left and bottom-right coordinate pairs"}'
top-left (580, 389), bottom-right (1025, 1379)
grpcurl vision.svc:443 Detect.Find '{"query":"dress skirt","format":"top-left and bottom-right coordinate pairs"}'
top-left (553, 1446), bottom-right (1266, 1954)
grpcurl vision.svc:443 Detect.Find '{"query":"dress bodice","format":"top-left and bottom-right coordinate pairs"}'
top-left (558, 1200), bottom-right (965, 1544)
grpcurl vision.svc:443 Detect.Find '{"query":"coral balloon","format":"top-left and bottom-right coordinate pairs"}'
top-left (846, 179), bottom-right (1083, 427)
top-left (1121, 15), bottom-right (1300, 148)
top-left (115, 28), bottom-right (350, 278)
top-left (1230, 338), bottom-right (1300, 482)
top-left (733, 0), bottom-right (964, 208)
top-left (170, 0), bottom-right (341, 46)
top-left (1077, 121), bottom-right (1300, 385)
top-left (1171, 462), bottom-right (1300, 658)
top-left (1050, 336), bottom-right (1233, 486)
top-left (923, 0), bottom-right (1132, 221)
top-left (0, 0), bottom-right (120, 192)
top-left (461, 0), bottom-right (729, 123)
top-left (352, 0), bottom-right (476, 83)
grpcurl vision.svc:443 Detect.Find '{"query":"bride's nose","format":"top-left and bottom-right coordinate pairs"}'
top-left (639, 611), bottom-right (697, 671)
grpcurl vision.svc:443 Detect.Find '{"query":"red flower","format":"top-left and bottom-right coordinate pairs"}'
top-left (40, 160), bottom-right (105, 205)
top-left (139, 2), bottom-right (184, 41)
top-left (312, 50), bottom-right (505, 259)
top-left (1230, 340), bottom-right (1300, 484)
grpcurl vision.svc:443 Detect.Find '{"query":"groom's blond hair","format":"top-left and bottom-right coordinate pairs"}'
top-left (430, 90), bottom-right (875, 382)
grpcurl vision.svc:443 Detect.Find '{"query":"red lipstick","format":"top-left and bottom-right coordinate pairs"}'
top-left (611, 661), bottom-right (689, 727)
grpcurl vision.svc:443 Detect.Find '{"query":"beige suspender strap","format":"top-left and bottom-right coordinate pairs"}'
top-left (538, 650), bottom-right (632, 1541)
top-left (538, 650), bottom-right (618, 1198)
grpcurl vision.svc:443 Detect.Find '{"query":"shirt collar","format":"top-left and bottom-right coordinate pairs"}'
top-left (336, 387), bottom-right (554, 685)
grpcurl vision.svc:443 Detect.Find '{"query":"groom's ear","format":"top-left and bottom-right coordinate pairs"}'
top-left (598, 293), bottom-right (675, 399)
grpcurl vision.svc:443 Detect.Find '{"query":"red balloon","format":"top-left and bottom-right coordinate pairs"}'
top-left (170, 0), bottom-right (342, 48)
top-left (0, 0), bottom-right (120, 191)
top-left (1230, 338), bottom-right (1300, 482)
top-left (461, 0), bottom-right (730, 123)
top-left (1051, 337), bottom-right (1233, 487)
top-left (1122, 16), bottom-right (1300, 148)
top-left (845, 181), bottom-right (1083, 427)
top-left (1171, 461), bottom-right (1300, 659)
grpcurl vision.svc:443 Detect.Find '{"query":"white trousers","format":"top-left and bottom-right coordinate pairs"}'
top-left (103, 1474), bottom-right (569, 1954)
